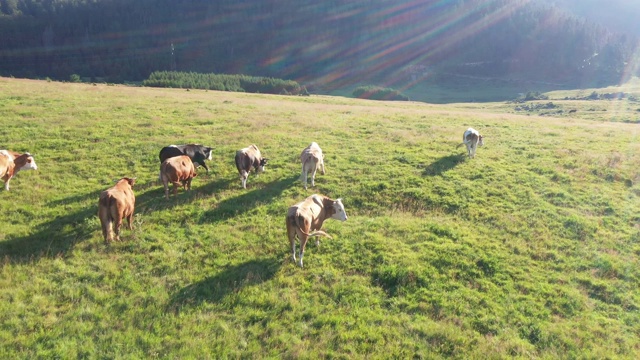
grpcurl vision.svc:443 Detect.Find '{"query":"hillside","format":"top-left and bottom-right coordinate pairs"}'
top-left (1, 78), bottom-right (639, 358)
top-left (546, 0), bottom-right (640, 36)
top-left (0, 0), bottom-right (637, 93)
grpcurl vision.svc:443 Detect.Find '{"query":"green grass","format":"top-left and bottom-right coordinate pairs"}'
top-left (1, 77), bottom-right (639, 358)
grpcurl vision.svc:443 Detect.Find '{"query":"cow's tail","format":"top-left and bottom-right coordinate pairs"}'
top-left (302, 229), bottom-right (332, 239)
top-left (294, 212), bottom-right (332, 239)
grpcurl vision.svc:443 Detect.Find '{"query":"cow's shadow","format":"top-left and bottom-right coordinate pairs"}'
top-left (422, 154), bottom-right (466, 176)
top-left (0, 204), bottom-right (98, 263)
top-left (134, 177), bottom-right (235, 213)
top-left (166, 257), bottom-right (281, 312)
top-left (199, 176), bottom-right (297, 223)
top-left (0, 176), bottom-right (236, 263)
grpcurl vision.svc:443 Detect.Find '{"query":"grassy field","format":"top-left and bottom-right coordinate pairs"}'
top-left (1, 77), bottom-right (639, 358)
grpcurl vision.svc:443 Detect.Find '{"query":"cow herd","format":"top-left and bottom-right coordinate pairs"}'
top-left (2, 127), bottom-right (484, 267)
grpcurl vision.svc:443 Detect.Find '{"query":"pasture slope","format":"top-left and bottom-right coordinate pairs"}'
top-left (0, 77), bottom-right (639, 358)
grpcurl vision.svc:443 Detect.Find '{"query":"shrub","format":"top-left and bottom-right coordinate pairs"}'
top-left (70, 74), bottom-right (81, 83)
top-left (352, 85), bottom-right (409, 101)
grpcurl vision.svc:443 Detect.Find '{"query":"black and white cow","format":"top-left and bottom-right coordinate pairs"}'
top-left (159, 144), bottom-right (213, 173)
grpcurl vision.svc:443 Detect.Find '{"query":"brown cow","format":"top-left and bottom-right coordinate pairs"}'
top-left (0, 150), bottom-right (38, 191)
top-left (98, 177), bottom-right (136, 243)
top-left (300, 142), bottom-right (325, 190)
top-left (234, 144), bottom-right (268, 189)
top-left (286, 194), bottom-right (348, 267)
top-left (161, 155), bottom-right (197, 199)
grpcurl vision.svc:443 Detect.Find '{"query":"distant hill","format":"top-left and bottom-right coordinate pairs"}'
top-left (545, 0), bottom-right (640, 36)
top-left (0, 0), bottom-right (637, 90)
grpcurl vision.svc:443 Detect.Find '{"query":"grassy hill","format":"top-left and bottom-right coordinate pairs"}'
top-left (1, 77), bottom-right (639, 358)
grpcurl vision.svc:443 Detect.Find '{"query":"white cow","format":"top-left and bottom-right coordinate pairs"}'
top-left (300, 142), bottom-right (325, 190)
top-left (286, 194), bottom-right (348, 267)
top-left (462, 128), bottom-right (484, 159)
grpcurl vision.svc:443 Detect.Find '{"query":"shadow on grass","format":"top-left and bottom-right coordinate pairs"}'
top-left (0, 176), bottom-right (236, 263)
top-left (198, 176), bottom-right (297, 223)
top-left (134, 176), bottom-right (235, 213)
top-left (422, 154), bottom-right (466, 176)
top-left (46, 189), bottom-right (103, 207)
top-left (167, 257), bottom-right (281, 312)
top-left (0, 205), bottom-right (98, 263)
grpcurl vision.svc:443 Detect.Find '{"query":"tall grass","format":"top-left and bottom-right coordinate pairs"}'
top-left (0, 77), bottom-right (639, 358)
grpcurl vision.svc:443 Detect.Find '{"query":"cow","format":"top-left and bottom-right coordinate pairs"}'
top-left (98, 177), bottom-right (136, 243)
top-left (300, 142), bottom-right (326, 190)
top-left (0, 150), bottom-right (38, 191)
top-left (234, 144), bottom-right (268, 189)
top-left (160, 155), bottom-right (197, 199)
top-left (159, 144), bottom-right (213, 173)
top-left (286, 194), bottom-right (348, 267)
top-left (461, 127), bottom-right (484, 159)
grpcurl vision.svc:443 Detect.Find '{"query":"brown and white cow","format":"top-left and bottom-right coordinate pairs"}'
top-left (234, 144), bottom-right (268, 189)
top-left (462, 127), bottom-right (484, 159)
top-left (286, 194), bottom-right (348, 267)
top-left (0, 150), bottom-right (38, 191)
top-left (160, 155), bottom-right (197, 199)
top-left (98, 177), bottom-right (136, 243)
top-left (300, 142), bottom-right (325, 190)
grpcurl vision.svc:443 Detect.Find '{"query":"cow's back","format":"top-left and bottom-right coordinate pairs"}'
top-left (235, 150), bottom-right (249, 172)
top-left (159, 146), bottom-right (184, 163)
top-left (235, 147), bottom-right (259, 172)
top-left (302, 144), bottom-right (323, 165)
top-left (99, 184), bottom-right (134, 216)
top-left (0, 151), bottom-right (14, 179)
top-left (162, 155), bottom-right (195, 182)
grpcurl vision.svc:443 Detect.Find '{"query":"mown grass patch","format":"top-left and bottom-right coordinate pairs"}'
top-left (0, 77), bottom-right (639, 358)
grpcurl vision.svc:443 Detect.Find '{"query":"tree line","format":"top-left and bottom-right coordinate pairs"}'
top-left (0, 0), bottom-right (636, 89)
top-left (142, 71), bottom-right (309, 95)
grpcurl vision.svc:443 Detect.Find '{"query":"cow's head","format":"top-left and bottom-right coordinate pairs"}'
top-left (258, 158), bottom-right (268, 173)
top-left (121, 177), bottom-right (136, 187)
top-left (331, 198), bottom-right (348, 221)
top-left (478, 135), bottom-right (484, 147)
top-left (20, 153), bottom-right (38, 171)
top-left (204, 147), bottom-right (213, 161)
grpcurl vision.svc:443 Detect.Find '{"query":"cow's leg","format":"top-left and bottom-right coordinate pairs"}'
top-left (173, 182), bottom-right (179, 196)
top-left (202, 163), bottom-right (210, 173)
top-left (126, 213), bottom-right (134, 230)
top-left (101, 221), bottom-right (109, 242)
top-left (240, 170), bottom-right (248, 189)
top-left (302, 166), bottom-right (308, 190)
top-left (99, 209), bottom-right (111, 243)
top-left (163, 180), bottom-right (170, 199)
top-left (288, 223), bottom-right (298, 263)
top-left (310, 168), bottom-right (317, 188)
top-left (113, 217), bottom-right (123, 241)
top-left (3, 178), bottom-right (10, 191)
top-left (298, 234), bottom-right (308, 268)
top-left (186, 178), bottom-right (192, 191)
top-left (320, 161), bottom-right (326, 175)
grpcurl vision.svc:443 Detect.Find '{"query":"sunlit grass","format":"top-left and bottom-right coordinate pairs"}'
top-left (0, 77), bottom-right (639, 358)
